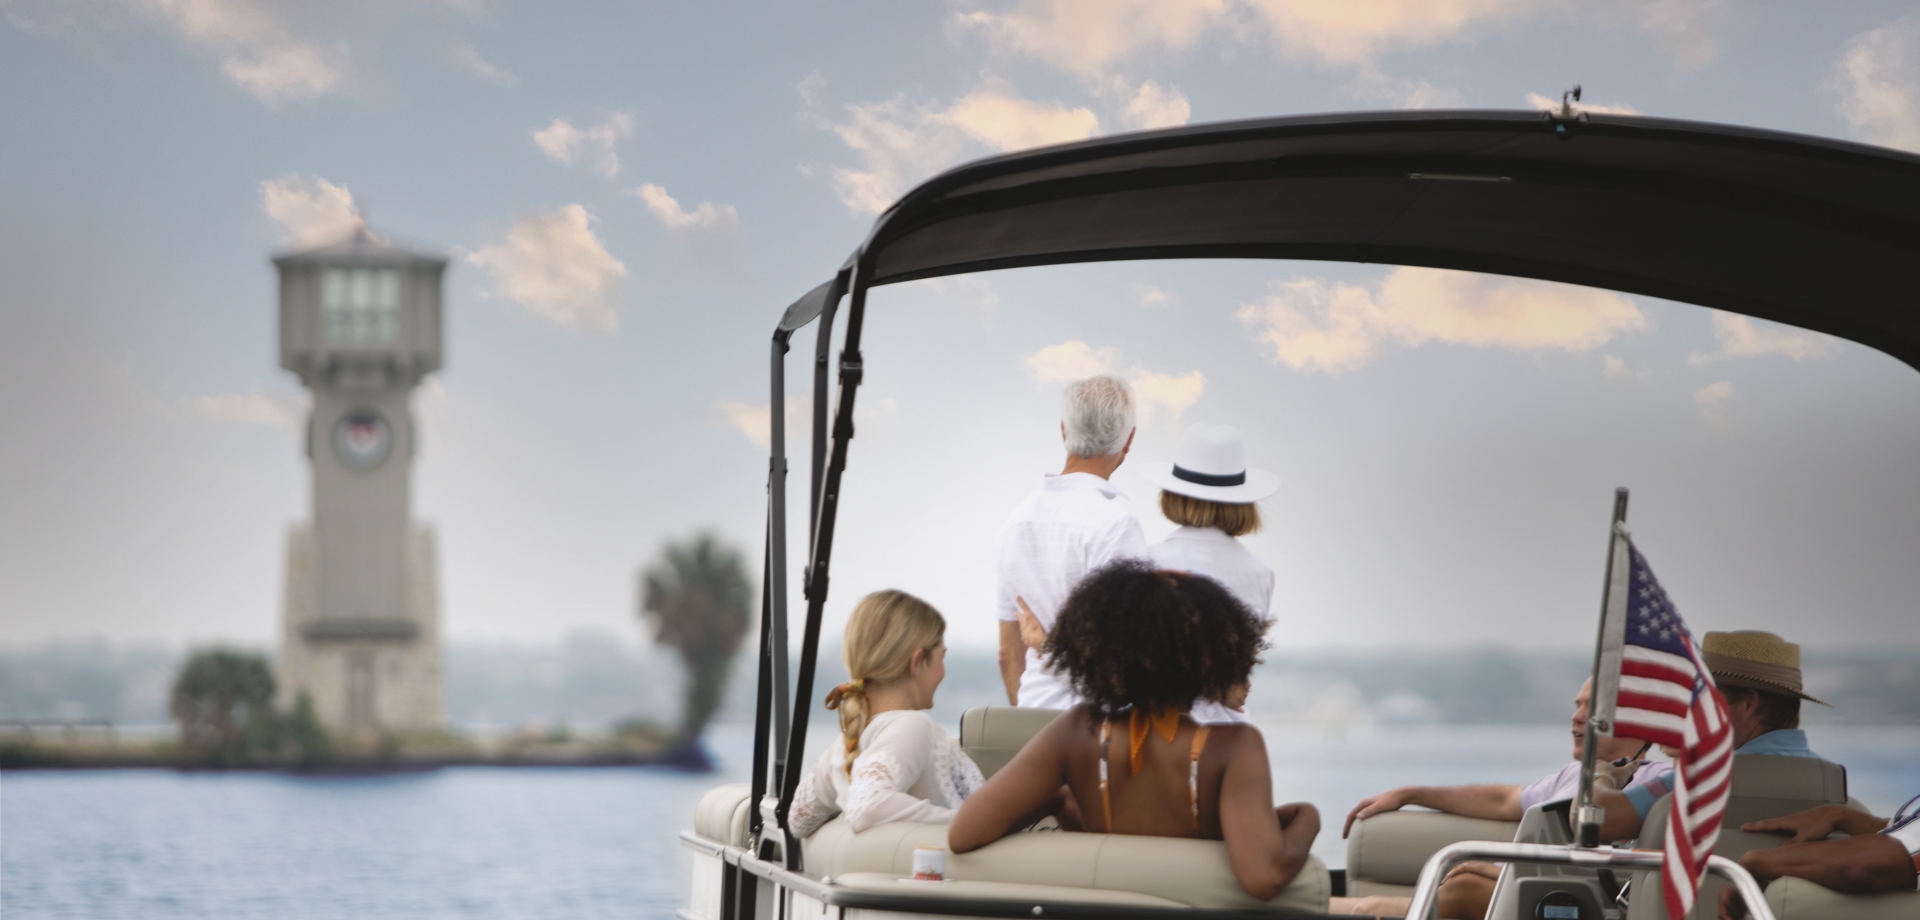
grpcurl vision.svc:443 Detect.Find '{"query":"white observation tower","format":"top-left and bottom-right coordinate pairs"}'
top-left (274, 227), bottom-right (447, 735)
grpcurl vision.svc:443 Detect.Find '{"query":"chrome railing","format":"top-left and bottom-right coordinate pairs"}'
top-left (1403, 840), bottom-right (1775, 920)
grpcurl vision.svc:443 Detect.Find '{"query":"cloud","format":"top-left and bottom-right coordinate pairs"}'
top-left (1242, 0), bottom-right (1533, 66)
top-left (260, 174), bottom-right (361, 247)
top-left (808, 78), bottom-right (1100, 214)
top-left (1695, 380), bottom-right (1733, 424)
top-left (1832, 17), bottom-right (1920, 152)
top-left (717, 396), bottom-right (807, 450)
top-left (1235, 267), bottom-right (1647, 373)
top-left (467, 205), bottom-right (628, 333)
top-left (1122, 80), bottom-right (1192, 129)
top-left (1618, 0), bottom-right (1727, 72)
top-left (1688, 312), bottom-right (1838, 365)
top-left (627, 183), bottom-right (741, 270)
top-left (951, 0), bottom-right (1227, 76)
top-left (926, 276), bottom-right (1003, 329)
top-left (1026, 340), bottom-right (1118, 382)
top-left (127, 0), bottom-right (346, 104)
top-left (533, 113), bottom-right (635, 177)
top-left (1130, 369), bottom-right (1205, 419)
top-left (191, 389), bottom-right (307, 428)
top-left (1134, 282), bottom-right (1177, 310)
top-left (1024, 341), bottom-right (1205, 419)
top-left (450, 42), bottom-right (514, 84)
top-left (1524, 92), bottom-right (1640, 115)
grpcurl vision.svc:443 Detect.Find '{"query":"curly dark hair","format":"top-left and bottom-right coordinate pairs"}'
top-left (1044, 560), bottom-right (1266, 718)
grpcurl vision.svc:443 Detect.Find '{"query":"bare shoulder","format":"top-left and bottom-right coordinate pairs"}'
top-left (1202, 723), bottom-right (1268, 762)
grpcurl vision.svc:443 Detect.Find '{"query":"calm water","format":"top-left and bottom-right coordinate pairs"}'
top-left (6, 724), bottom-right (1918, 919)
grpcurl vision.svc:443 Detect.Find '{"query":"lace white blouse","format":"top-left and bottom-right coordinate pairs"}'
top-left (789, 709), bottom-right (984, 838)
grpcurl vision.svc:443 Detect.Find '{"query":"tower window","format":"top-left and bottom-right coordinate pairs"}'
top-left (323, 268), bottom-right (401, 345)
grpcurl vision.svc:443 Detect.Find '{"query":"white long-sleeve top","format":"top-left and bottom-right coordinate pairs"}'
top-left (789, 710), bottom-right (984, 838)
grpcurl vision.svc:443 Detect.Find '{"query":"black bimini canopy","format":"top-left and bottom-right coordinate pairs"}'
top-left (855, 109), bottom-right (1920, 371)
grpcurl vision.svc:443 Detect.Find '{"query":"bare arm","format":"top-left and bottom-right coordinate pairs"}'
top-left (1218, 728), bottom-right (1313, 900)
top-left (1742, 804), bottom-right (1888, 843)
top-left (1343, 784), bottom-right (1524, 837)
top-left (996, 622), bottom-right (1025, 706)
top-left (1719, 835), bottom-right (1918, 919)
top-left (949, 710), bottom-right (1073, 852)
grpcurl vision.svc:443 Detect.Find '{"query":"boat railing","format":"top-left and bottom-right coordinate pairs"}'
top-left (1404, 840), bottom-right (1776, 920)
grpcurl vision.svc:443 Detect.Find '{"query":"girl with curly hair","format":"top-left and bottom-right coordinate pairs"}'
top-left (950, 561), bottom-right (1320, 901)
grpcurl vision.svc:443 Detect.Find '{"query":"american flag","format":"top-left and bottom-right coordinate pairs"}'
top-left (1608, 541), bottom-right (1733, 920)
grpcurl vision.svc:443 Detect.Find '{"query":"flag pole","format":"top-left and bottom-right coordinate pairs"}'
top-left (1575, 487), bottom-right (1630, 848)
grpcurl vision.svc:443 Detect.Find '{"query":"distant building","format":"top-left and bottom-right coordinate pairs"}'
top-left (274, 229), bottom-right (446, 734)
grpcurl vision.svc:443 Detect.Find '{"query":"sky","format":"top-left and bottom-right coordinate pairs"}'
top-left (2, 0), bottom-right (1918, 657)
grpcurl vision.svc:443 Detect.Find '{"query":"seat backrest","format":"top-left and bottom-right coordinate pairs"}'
top-left (693, 783), bottom-right (753, 848)
top-left (957, 707), bottom-right (1062, 778)
top-left (1346, 810), bottom-right (1523, 895)
top-left (1626, 755), bottom-right (1849, 920)
top-left (800, 816), bottom-right (1330, 913)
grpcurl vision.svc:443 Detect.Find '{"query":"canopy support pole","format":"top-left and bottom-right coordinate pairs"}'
top-left (778, 267), bottom-right (868, 868)
top-left (1575, 487), bottom-right (1630, 848)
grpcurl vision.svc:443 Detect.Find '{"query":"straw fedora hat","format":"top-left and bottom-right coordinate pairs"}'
top-left (1139, 423), bottom-right (1280, 504)
top-left (1701, 630), bottom-right (1829, 706)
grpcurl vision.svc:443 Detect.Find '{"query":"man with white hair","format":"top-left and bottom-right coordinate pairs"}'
top-left (994, 375), bottom-right (1145, 708)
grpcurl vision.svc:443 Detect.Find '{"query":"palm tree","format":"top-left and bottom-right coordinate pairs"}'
top-left (639, 533), bottom-right (753, 749)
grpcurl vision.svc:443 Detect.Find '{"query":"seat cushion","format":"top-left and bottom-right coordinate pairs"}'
top-left (694, 783), bottom-right (752, 848)
top-left (956, 707), bottom-right (1062, 778)
top-left (831, 872), bottom-right (1188, 908)
top-left (802, 817), bottom-right (1329, 912)
top-left (1767, 876), bottom-right (1920, 920)
top-left (1346, 810), bottom-right (1522, 887)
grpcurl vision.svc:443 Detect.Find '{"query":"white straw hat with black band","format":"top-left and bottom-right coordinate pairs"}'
top-left (1139, 424), bottom-right (1280, 504)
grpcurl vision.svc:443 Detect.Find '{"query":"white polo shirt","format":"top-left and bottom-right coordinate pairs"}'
top-left (994, 472), bottom-right (1148, 709)
top-left (1146, 526), bottom-right (1274, 622)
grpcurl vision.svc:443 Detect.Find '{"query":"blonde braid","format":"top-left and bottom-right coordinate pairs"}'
top-left (828, 590), bottom-right (945, 772)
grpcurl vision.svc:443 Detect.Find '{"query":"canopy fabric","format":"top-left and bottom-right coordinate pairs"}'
top-left (853, 110), bottom-right (1920, 371)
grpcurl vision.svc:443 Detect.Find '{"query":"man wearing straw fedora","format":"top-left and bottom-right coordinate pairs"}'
top-left (1701, 630), bottom-right (1829, 758)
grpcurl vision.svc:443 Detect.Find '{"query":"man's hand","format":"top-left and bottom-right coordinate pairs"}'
top-left (1014, 596), bottom-right (1048, 650)
top-left (1741, 804), bottom-right (1885, 843)
top-left (1343, 788), bottom-right (1411, 838)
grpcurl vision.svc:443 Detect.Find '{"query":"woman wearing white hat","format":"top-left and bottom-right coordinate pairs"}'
top-left (1138, 423), bottom-right (1280, 624)
top-left (1129, 424), bottom-right (1280, 724)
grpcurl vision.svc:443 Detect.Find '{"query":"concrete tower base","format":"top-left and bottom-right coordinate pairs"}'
top-left (278, 523), bottom-right (445, 734)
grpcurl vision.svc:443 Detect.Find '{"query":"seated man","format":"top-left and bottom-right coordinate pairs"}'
top-left (1700, 630), bottom-right (1829, 759)
top-left (1719, 795), bottom-right (1920, 919)
top-left (1333, 678), bottom-right (1671, 918)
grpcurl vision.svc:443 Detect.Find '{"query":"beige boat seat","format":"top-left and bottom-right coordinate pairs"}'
top-left (1344, 810), bottom-right (1522, 898)
top-left (694, 782), bottom-right (753, 848)
top-left (957, 706), bottom-right (1062, 778)
top-left (1625, 755), bottom-right (1851, 920)
top-left (1764, 875), bottom-right (1920, 920)
top-left (801, 816), bottom-right (1331, 912)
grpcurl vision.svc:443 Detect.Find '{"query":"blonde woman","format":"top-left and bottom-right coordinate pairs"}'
top-left (788, 590), bottom-right (986, 837)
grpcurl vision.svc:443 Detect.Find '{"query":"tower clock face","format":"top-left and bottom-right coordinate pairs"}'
top-left (333, 410), bottom-right (392, 472)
